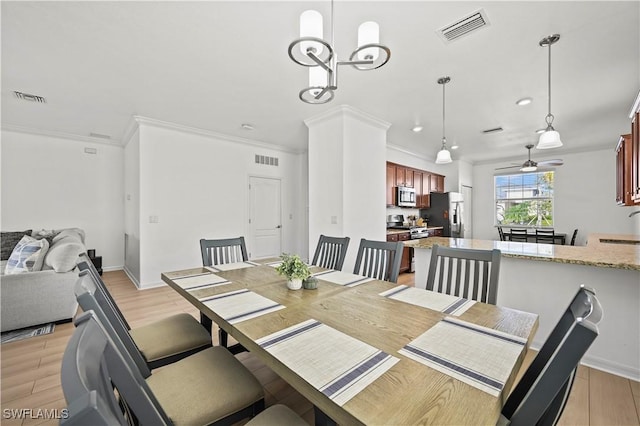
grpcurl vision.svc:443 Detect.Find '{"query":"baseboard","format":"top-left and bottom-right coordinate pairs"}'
top-left (102, 265), bottom-right (123, 272)
top-left (122, 266), bottom-right (141, 289)
top-left (529, 340), bottom-right (640, 381)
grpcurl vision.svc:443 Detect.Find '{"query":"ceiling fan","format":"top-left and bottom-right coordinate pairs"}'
top-left (495, 144), bottom-right (563, 171)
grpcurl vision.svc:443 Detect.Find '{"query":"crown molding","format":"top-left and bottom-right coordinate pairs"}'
top-left (304, 105), bottom-right (391, 131)
top-left (1, 124), bottom-right (123, 147)
top-left (386, 143), bottom-right (435, 162)
top-left (129, 116), bottom-right (305, 154)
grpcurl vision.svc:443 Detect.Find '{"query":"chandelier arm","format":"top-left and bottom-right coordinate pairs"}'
top-left (338, 59), bottom-right (374, 66)
top-left (308, 51), bottom-right (332, 72)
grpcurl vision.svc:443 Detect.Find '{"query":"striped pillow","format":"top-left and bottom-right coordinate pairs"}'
top-left (4, 235), bottom-right (50, 274)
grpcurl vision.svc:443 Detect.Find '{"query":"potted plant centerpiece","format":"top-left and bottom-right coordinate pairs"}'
top-left (275, 253), bottom-right (310, 290)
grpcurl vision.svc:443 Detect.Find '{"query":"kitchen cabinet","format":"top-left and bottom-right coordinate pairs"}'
top-left (430, 174), bottom-right (445, 193)
top-left (428, 228), bottom-right (443, 237)
top-left (386, 232), bottom-right (412, 274)
top-left (386, 162), bottom-right (444, 208)
top-left (616, 134), bottom-right (633, 205)
top-left (395, 166), bottom-right (414, 188)
top-left (386, 163), bottom-right (396, 206)
top-left (632, 110), bottom-right (640, 204)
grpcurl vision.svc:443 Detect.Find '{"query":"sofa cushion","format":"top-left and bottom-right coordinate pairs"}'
top-left (1, 230), bottom-right (33, 261)
top-left (32, 229), bottom-right (62, 246)
top-left (4, 235), bottom-right (50, 274)
top-left (52, 228), bottom-right (86, 244)
top-left (45, 239), bottom-right (85, 273)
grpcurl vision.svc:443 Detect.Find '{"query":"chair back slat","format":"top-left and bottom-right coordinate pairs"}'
top-left (509, 228), bottom-right (529, 242)
top-left (570, 229), bottom-right (579, 246)
top-left (502, 286), bottom-right (602, 426)
top-left (200, 237), bottom-right (248, 267)
top-left (426, 245), bottom-right (501, 305)
top-left (61, 311), bottom-right (171, 426)
top-left (535, 229), bottom-right (556, 244)
top-left (353, 239), bottom-right (403, 283)
top-left (312, 235), bottom-right (350, 271)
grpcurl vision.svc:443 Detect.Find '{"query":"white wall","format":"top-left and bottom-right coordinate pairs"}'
top-left (124, 128), bottom-right (141, 284)
top-left (1, 129), bottom-right (124, 269)
top-left (130, 121), bottom-right (306, 287)
top-left (473, 148), bottom-right (638, 243)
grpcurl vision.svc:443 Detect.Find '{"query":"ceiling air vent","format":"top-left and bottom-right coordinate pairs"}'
top-left (437, 9), bottom-right (490, 43)
top-left (482, 127), bottom-right (504, 134)
top-left (255, 154), bottom-right (279, 167)
top-left (13, 91), bottom-right (46, 103)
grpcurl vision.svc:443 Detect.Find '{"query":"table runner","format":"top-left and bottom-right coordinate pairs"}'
top-left (399, 317), bottom-right (527, 396)
top-left (205, 260), bottom-right (261, 272)
top-left (312, 270), bottom-right (374, 287)
top-left (172, 272), bottom-right (231, 291)
top-left (256, 319), bottom-right (399, 406)
top-left (198, 289), bottom-right (284, 324)
top-left (379, 285), bottom-right (475, 316)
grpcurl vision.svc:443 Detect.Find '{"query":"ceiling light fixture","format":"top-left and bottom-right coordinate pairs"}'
top-left (537, 34), bottom-right (562, 149)
top-left (435, 76), bottom-right (453, 164)
top-left (535, 128), bottom-right (546, 134)
top-left (412, 125), bottom-right (423, 133)
top-left (516, 97), bottom-right (532, 106)
top-left (241, 123), bottom-right (254, 130)
top-left (288, 1), bottom-right (390, 104)
top-left (520, 144), bottom-right (538, 172)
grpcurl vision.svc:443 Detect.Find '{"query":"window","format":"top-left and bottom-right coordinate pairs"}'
top-left (495, 171), bottom-right (554, 226)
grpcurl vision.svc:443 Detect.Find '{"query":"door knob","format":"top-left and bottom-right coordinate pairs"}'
top-left (276, 225), bottom-right (282, 228)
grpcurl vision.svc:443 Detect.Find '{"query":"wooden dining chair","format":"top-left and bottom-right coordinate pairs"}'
top-left (199, 236), bottom-right (248, 349)
top-left (500, 285), bottom-right (602, 426)
top-left (509, 228), bottom-right (529, 242)
top-left (497, 226), bottom-right (506, 241)
top-left (76, 258), bottom-right (212, 370)
top-left (426, 244), bottom-right (501, 305)
top-left (570, 229), bottom-right (579, 246)
top-left (535, 228), bottom-right (556, 244)
top-left (311, 235), bottom-right (350, 271)
top-left (61, 309), bottom-right (266, 426)
top-left (353, 238), bottom-right (403, 283)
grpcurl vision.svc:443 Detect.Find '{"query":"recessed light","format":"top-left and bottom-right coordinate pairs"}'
top-left (241, 123), bottom-right (254, 130)
top-left (411, 125), bottom-right (423, 133)
top-left (450, 144), bottom-right (459, 150)
top-left (516, 97), bottom-right (533, 106)
top-left (535, 128), bottom-right (546, 134)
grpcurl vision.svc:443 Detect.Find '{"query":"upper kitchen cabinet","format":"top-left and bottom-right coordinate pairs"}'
top-left (430, 173), bottom-right (445, 193)
top-left (616, 134), bottom-right (633, 205)
top-left (386, 162), bottom-right (445, 208)
top-left (632, 108), bottom-right (640, 204)
top-left (395, 165), bottom-right (414, 188)
top-left (386, 163), bottom-right (396, 206)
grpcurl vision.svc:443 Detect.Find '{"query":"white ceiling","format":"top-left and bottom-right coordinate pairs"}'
top-left (2, 1), bottom-right (639, 165)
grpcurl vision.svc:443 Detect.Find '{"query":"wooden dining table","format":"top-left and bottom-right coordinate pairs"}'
top-left (161, 260), bottom-right (538, 426)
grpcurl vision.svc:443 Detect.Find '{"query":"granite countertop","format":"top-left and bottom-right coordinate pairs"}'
top-left (386, 226), bottom-right (443, 235)
top-left (405, 233), bottom-right (640, 271)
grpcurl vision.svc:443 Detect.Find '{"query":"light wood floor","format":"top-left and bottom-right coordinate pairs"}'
top-left (1, 270), bottom-right (639, 425)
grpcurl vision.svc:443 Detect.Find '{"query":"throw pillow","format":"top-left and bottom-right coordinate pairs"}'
top-left (4, 235), bottom-right (50, 274)
top-left (32, 229), bottom-right (61, 246)
top-left (1, 230), bottom-right (33, 261)
top-left (44, 240), bottom-right (85, 273)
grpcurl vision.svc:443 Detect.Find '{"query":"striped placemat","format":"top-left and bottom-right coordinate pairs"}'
top-left (173, 272), bottom-right (231, 291)
top-left (379, 285), bottom-right (476, 316)
top-left (199, 289), bottom-right (284, 324)
top-left (312, 270), bottom-right (374, 287)
top-left (256, 319), bottom-right (399, 406)
top-left (205, 261), bottom-right (261, 272)
top-left (399, 317), bottom-right (527, 396)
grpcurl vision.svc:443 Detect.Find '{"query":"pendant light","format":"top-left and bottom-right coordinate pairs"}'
top-left (537, 34), bottom-right (562, 149)
top-left (435, 76), bottom-right (452, 164)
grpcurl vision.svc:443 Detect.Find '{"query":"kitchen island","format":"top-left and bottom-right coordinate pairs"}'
top-left (405, 234), bottom-right (640, 380)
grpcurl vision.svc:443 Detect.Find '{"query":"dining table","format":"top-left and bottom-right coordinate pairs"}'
top-left (161, 259), bottom-right (539, 426)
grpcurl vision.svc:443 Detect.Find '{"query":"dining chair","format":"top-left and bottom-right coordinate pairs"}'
top-left (70, 273), bottom-right (265, 425)
top-left (426, 244), bottom-right (501, 305)
top-left (535, 228), bottom-right (556, 244)
top-left (500, 285), bottom-right (602, 426)
top-left (509, 228), bottom-right (529, 242)
top-left (311, 234), bottom-right (350, 271)
top-left (76, 257), bottom-right (212, 370)
top-left (497, 226), bottom-right (506, 241)
top-left (60, 309), bottom-right (267, 426)
top-left (570, 229), bottom-right (579, 246)
top-left (353, 238), bottom-right (403, 283)
top-left (199, 236), bottom-right (248, 349)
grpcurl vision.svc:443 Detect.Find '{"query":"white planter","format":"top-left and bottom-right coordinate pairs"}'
top-left (287, 278), bottom-right (302, 290)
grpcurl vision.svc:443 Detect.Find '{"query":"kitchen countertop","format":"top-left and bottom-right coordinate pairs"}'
top-left (386, 226), bottom-right (443, 235)
top-left (404, 233), bottom-right (640, 271)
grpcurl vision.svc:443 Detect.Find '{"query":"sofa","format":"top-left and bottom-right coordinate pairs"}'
top-left (1, 228), bottom-right (86, 332)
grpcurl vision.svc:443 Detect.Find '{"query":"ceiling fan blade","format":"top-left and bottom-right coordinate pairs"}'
top-left (538, 159), bottom-right (564, 166)
top-left (494, 165), bottom-right (521, 170)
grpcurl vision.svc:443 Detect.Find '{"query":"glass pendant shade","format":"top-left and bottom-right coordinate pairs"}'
top-left (435, 147), bottom-right (452, 164)
top-left (308, 67), bottom-right (326, 96)
top-left (300, 10), bottom-right (323, 56)
top-left (357, 21), bottom-right (380, 60)
top-left (537, 128), bottom-right (562, 149)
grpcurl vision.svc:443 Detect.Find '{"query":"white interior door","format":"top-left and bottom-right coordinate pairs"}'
top-left (248, 176), bottom-right (282, 259)
top-left (462, 185), bottom-right (473, 238)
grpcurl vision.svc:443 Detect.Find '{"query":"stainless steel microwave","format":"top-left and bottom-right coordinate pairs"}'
top-left (396, 186), bottom-right (416, 207)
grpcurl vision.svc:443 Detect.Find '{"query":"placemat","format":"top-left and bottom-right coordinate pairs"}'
top-left (312, 270), bottom-right (374, 287)
top-left (256, 319), bottom-right (398, 406)
top-left (379, 285), bottom-right (476, 316)
top-left (199, 289), bottom-right (284, 324)
top-left (399, 317), bottom-right (527, 396)
top-left (205, 261), bottom-right (261, 272)
top-left (173, 272), bottom-right (231, 291)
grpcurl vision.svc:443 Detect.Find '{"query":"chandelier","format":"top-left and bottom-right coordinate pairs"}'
top-left (537, 34), bottom-right (562, 149)
top-left (287, 2), bottom-right (391, 104)
top-left (435, 77), bottom-right (453, 164)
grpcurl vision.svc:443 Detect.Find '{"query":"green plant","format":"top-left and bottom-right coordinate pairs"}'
top-left (275, 253), bottom-right (310, 280)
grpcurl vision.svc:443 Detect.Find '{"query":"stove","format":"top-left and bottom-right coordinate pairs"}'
top-left (387, 215), bottom-right (429, 239)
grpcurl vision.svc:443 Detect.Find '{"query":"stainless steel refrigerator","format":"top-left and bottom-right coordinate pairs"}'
top-left (422, 192), bottom-right (464, 238)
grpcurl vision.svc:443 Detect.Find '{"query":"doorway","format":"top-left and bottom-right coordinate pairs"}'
top-left (248, 176), bottom-right (282, 259)
top-left (461, 185), bottom-right (473, 238)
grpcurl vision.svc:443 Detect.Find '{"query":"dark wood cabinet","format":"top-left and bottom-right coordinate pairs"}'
top-left (632, 111), bottom-right (640, 204)
top-left (616, 134), bottom-right (633, 205)
top-left (386, 162), bottom-right (444, 209)
top-left (386, 163), bottom-right (396, 206)
top-left (386, 232), bottom-right (412, 274)
top-left (395, 166), bottom-right (414, 188)
top-left (430, 174), bottom-right (444, 193)
top-left (428, 229), bottom-right (443, 237)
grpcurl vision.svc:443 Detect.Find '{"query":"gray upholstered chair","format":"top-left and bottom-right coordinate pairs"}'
top-left (426, 244), bottom-right (501, 305)
top-left (199, 237), bottom-right (249, 350)
top-left (353, 238), bottom-right (403, 283)
top-left (70, 273), bottom-right (265, 425)
top-left (499, 285), bottom-right (602, 426)
top-left (509, 228), bottom-right (529, 242)
top-left (60, 309), bottom-right (272, 426)
top-left (311, 235), bottom-right (350, 271)
top-left (535, 229), bottom-right (556, 244)
top-left (76, 258), bottom-right (212, 370)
